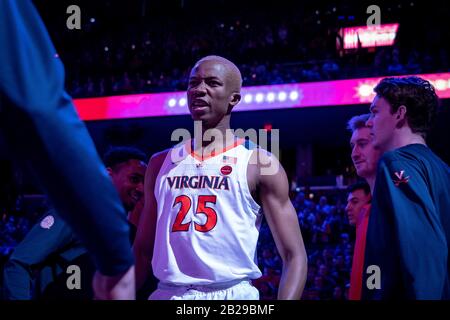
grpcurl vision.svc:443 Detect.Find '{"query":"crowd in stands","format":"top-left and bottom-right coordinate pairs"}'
top-left (0, 213), bottom-right (32, 292)
top-left (66, 46), bottom-right (449, 99)
top-left (0, 215), bottom-right (31, 258)
top-left (34, 1), bottom-right (449, 98)
top-left (255, 191), bottom-right (354, 300)
top-left (0, 196), bottom-right (48, 259)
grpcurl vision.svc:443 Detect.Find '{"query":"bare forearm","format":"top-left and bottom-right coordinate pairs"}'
top-left (93, 265), bottom-right (135, 300)
top-left (277, 254), bottom-right (307, 300)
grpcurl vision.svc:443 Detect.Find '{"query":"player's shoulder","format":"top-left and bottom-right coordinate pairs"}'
top-left (379, 144), bottom-right (431, 169)
top-left (150, 149), bottom-right (170, 161)
top-left (248, 144), bottom-right (283, 178)
top-left (249, 145), bottom-right (276, 162)
top-left (378, 150), bottom-right (413, 178)
top-left (377, 145), bottom-right (431, 187)
top-left (147, 149), bottom-right (171, 173)
top-left (379, 150), bottom-right (399, 167)
top-left (151, 139), bottom-right (190, 162)
top-left (379, 144), bottom-right (412, 165)
top-left (241, 138), bottom-right (259, 151)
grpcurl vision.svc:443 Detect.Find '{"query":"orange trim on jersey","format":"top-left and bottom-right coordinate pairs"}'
top-left (185, 138), bottom-right (245, 161)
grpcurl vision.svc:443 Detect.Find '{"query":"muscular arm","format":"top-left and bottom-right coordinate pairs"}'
top-left (255, 150), bottom-right (308, 299)
top-left (133, 150), bottom-right (167, 290)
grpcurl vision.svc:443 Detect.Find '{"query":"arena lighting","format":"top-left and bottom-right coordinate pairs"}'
top-left (289, 91), bottom-right (299, 101)
top-left (341, 23), bottom-right (399, 49)
top-left (434, 79), bottom-right (447, 91)
top-left (263, 123), bottom-right (273, 132)
top-left (255, 93), bottom-right (264, 103)
top-left (74, 72), bottom-right (450, 121)
top-left (266, 92), bottom-right (275, 102)
top-left (243, 93), bottom-right (253, 104)
top-left (278, 91), bottom-right (287, 102)
top-left (357, 84), bottom-right (374, 97)
top-left (168, 98), bottom-right (177, 108)
top-left (178, 98), bottom-right (187, 107)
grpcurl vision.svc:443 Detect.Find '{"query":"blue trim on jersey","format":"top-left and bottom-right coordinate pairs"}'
top-left (243, 139), bottom-right (258, 150)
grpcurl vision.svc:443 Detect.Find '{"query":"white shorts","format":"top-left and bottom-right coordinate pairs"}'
top-left (149, 280), bottom-right (260, 300)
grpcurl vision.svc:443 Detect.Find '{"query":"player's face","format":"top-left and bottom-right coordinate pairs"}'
top-left (187, 60), bottom-right (235, 127)
top-left (345, 189), bottom-right (371, 226)
top-left (350, 127), bottom-right (381, 179)
top-left (109, 159), bottom-right (146, 211)
top-left (366, 95), bottom-right (398, 153)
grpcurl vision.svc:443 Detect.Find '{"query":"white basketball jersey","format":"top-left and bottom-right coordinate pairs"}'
top-left (153, 138), bottom-right (262, 285)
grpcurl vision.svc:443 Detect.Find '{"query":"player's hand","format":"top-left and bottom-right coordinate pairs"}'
top-left (92, 265), bottom-right (136, 300)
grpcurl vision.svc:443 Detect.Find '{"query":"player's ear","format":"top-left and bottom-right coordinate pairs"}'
top-left (396, 105), bottom-right (407, 127)
top-left (106, 167), bottom-right (113, 178)
top-left (227, 92), bottom-right (241, 114)
top-left (230, 92), bottom-right (241, 106)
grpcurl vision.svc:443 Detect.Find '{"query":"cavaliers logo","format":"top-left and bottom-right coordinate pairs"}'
top-left (40, 215), bottom-right (55, 229)
top-left (393, 170), bottom-right (410, 187)
top-left (220, 165), bottom-right (233, 175)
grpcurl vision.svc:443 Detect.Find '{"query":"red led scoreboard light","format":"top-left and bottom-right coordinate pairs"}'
top-left (341, 23), bottom-right (399, 49)
top-left (74, 72), bottom-right (450, 121)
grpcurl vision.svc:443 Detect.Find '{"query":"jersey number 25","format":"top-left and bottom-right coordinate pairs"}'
top-left (172, 195), bottom-right (217, 232)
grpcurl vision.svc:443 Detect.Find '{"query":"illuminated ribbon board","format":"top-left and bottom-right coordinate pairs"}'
top-left (74, 72), bottom-right (450, 121)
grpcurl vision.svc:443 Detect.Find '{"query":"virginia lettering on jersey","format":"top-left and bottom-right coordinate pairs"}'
top-left (166, 175), bottom-right (230, 190)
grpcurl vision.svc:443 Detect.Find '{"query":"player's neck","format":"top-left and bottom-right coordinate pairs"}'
top-left (192, 116), bottom-right (237, 153)
top-left (383, 128), bottom-right (426, 153)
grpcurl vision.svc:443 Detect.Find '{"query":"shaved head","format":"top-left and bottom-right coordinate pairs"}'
top-left (187, 55), bottom-right (242, 126)
top-left (192, 55), bottom-right (242, 92)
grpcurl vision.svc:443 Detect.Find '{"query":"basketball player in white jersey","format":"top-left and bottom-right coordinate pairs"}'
top-left (133, 55), bottom-right (307, 300)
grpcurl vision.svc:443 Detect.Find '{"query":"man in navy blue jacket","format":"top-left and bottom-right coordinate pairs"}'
top-left (363, 76), bottom-right (450, 299)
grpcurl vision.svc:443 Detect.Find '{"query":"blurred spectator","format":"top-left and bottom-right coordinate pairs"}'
top-left (387, 49), bottom-right (406, 75)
